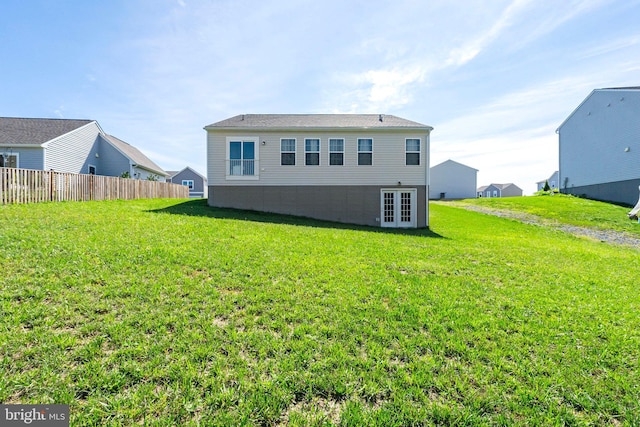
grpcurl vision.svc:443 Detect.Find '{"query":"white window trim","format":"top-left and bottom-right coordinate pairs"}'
top-left (182, 179), bottom-right (194, 189)
top-left (304, 137), bottom-right (321, 166)
top-left (88, 164), bottom-right (97, 175)
top-left (0, 152), bottom-right (19, 168)
top-left (405, 138), bottom-right (421, 166)
top-left (357, 138), bottom-right (374, 166)
top-left (225, 136), bottom-right (259, 180)
top-left (328, 138), bottom-right (345, 166)
top-left (280, 138), bottom-right (296, 166)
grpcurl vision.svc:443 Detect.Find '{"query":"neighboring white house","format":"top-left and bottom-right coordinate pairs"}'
top-left (557, 87), bottom-right (640, 205)
top-left (477, 183), bottom-right (523, 198)
top-left (536, 171), bottom-right (559, 191)
top-left (429, 159), bottom-right (478, 200)
top-left (205, 114), bottom-right (433, 228)
top-left (0, 117), bottom-right (167, 180)
top-left (167, 166), bottom-right (208, 198)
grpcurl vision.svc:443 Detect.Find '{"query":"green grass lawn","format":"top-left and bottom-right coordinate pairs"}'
top-left (1, 197), bottom-right (639, 426)
top-left (450, 193), bottom-right (640, 235)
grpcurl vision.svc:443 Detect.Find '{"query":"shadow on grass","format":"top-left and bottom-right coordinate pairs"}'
top-left (148, 199), bottom-right (445, 238)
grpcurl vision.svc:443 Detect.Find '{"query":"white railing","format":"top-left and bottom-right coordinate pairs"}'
top-left (229, 159), bottom-right (256, 176)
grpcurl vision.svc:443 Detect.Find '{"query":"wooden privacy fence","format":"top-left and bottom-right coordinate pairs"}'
top-left (0, 167), bottom-right (189, 204)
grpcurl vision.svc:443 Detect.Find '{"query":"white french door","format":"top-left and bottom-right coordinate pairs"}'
top-left (381, 189), bottom-right (417, 228)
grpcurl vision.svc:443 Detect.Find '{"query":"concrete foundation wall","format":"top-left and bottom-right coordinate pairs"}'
top-left (208, 185), bottom-right (428, 227)
top-left (561, 178), bottom-right (640, 206)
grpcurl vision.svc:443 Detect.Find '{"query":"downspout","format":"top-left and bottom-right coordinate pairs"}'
top-left (425, 130), bottom-right (431, 228)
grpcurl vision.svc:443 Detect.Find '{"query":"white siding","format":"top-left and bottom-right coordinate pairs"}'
top-left (207, 129), bottom-right (429, 186)
top-left (44, 122), bottom-right (102, 173)
top-left (429, 160), bottom-right (477, 199)
top-left (559, 89), bottom-right (640, 189)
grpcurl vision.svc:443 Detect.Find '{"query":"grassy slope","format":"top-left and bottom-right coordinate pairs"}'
top-left (0, 198), bottom-right (639, 426)
top-left (450, 193), bottom-right (640, 235)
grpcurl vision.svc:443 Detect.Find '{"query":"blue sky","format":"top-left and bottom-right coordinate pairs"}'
top-left (2, 0), bottom-right (640, 194)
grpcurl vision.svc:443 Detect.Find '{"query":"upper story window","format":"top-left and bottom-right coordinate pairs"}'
top-left (305, 138), bottom-right (320, 166)
top-left (357, 138), bottom-right (373, 165)
top-left (182, 179), bottom-right (194, 190)
top-left (281, 138), bottom-right (296, 166)
top-left (405, 139), bottom-right (420, 165)
top-left (329, 138), bottom-right (344, 166)
top-left (226, 137), bottom-right (258, 179)
top-left (0, 154), bottom-right (18, 168)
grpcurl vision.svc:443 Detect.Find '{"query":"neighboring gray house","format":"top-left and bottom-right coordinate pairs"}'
top-left (536, 171), bottom-right (559, 191)
top-left (429, 159), bottom-right (478, 199)
top-left (0, 117), bottom-right (167, 181)
top-left (167, 166), bottom-right (208, 198)
top-left (477, 183), bottom-right (523, 198)
top-left (557, 87), bottom-right (640, 205)
top-left (205, 114), bottom-right (433, 228)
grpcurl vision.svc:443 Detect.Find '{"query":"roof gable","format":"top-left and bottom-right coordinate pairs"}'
top-left (431, 159), bottom-right (478, 171)
top-left (205, 114), bottom-right (432, 130)
top-left (102, 134), bottom-right (167, 176)
top-left (0, 117), bottom-right (94, 146)
top-left (557, 87), bottom-right (640, 132)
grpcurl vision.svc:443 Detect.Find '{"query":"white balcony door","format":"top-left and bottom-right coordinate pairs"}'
top-left (381, 189), bottom-right (417, 228)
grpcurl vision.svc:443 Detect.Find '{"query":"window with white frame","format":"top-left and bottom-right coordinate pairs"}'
top-left (357, 138), bottom-right (373, 165)
top-left (305, 138), bottom-right (320, 166)
top-left (329, 138), bottom-right (344, 166)
top-left (281, 138), bottom-right (296, 166)
top-left (405, 138), bottom-right (420, 165)
top-left (226, 137), bottom-right (258, 179)
top-left (182, 179), bottom-right (194, 190)
top-left (0, 153), bottom-right (18, 168)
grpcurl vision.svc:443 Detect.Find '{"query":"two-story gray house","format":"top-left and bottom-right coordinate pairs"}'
top-left (0, 117), bottom-right (167, 180)
top-left (205, 114), bottom-right (433, 228)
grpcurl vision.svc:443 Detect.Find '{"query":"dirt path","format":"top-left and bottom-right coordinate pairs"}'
top-left (451, 204), bottom-right (640, 249)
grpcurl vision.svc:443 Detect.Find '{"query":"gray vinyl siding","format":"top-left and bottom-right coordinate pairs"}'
top-left (207, 130), bottom-right (429, 187)
top-left (44, 122), bottom-right (102, 173)
top-left (171, 169), bottom-right (206, 197)
top-left (97, 135), bottom-right (131, 177)
top-left (429, 160), bottom-right (477, 199)
top-left (7, 147), bottom-right (44, 170)
top-left (559, 89), bottom-right (640, 190)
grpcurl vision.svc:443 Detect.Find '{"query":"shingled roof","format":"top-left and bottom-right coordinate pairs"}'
top-left (0, 117), bottom-right (94, 145)
top-left (205, 114), bottom-right (432, 130)
top-left (103, 134), bottom-right (167, 176)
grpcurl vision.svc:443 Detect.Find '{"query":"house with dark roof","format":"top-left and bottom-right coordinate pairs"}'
top-left (204, 114), bottom-right (433, 228)
top-left (557, 87), bottom-right (640, 205)
top-left (167, 166), bottom-right (208, 198)
top-left (0, 117), bottom-right (167, 180)
top-left (477, 183), bottom-right (523, 198)
top-left (429, 159), bottom-right (478, 200)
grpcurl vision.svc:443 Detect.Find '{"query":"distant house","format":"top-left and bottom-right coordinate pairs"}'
top-left (557, 87), bottom-right (640, 205)
top-left (477, 183), bottom-right (523, 198)
top-left (167, 167), bottom-right (208, 198)
top-left (536, 171), bottom-right (559, 191)
top-left (0, 117), bottom-right (167, 181)
top-left (429, 159), bottom-right (478, 199)
top-left (205, 114), bottom-right (433, 228)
